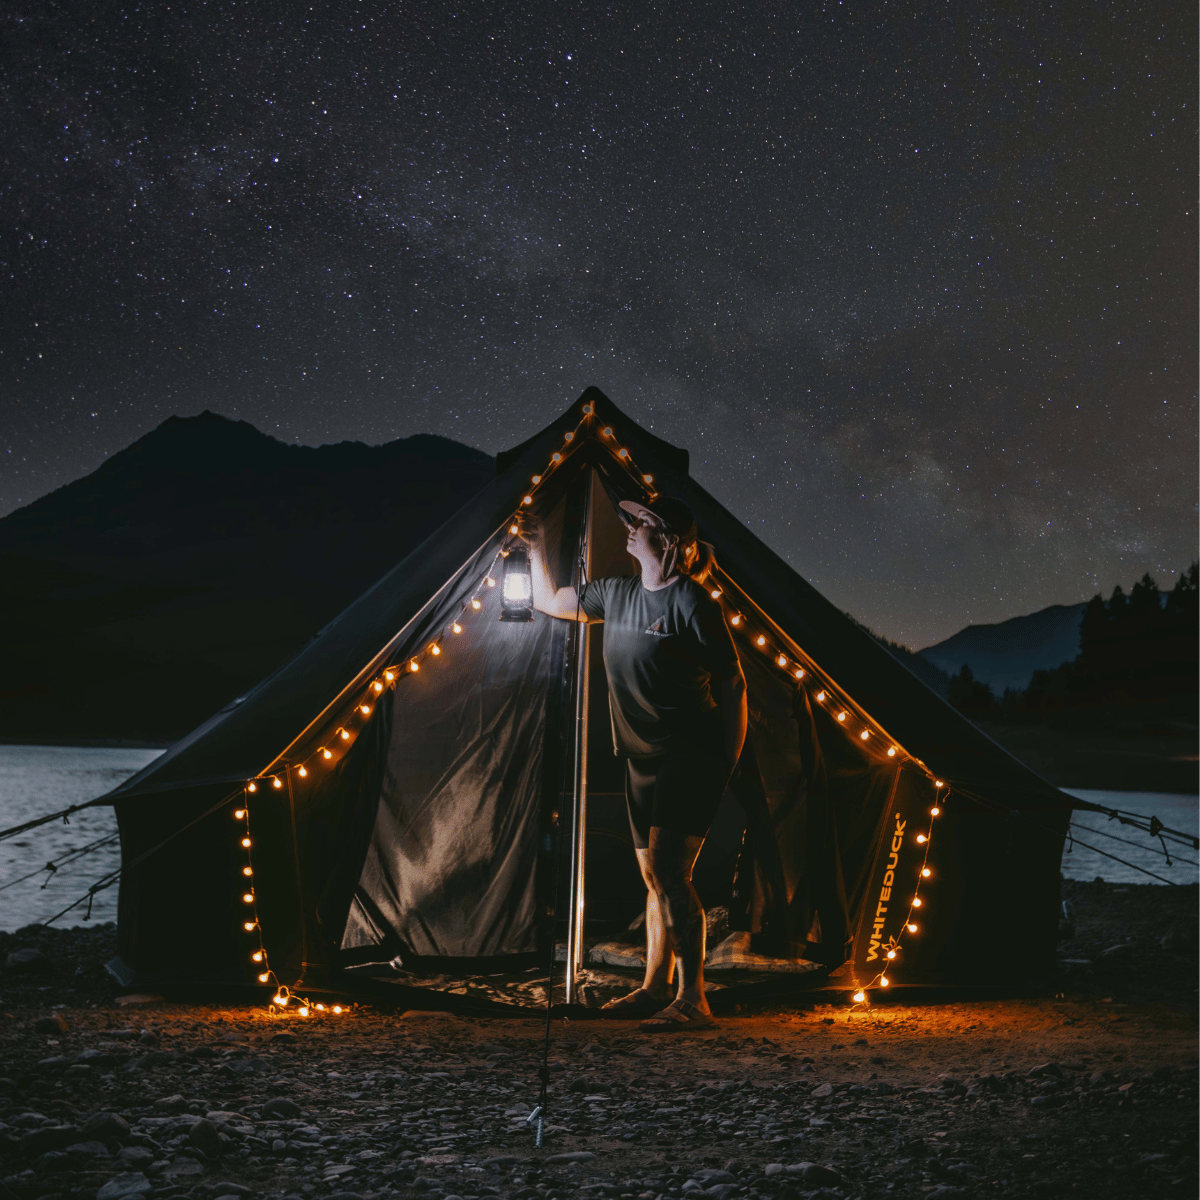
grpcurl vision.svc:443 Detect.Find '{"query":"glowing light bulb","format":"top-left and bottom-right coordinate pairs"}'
top-left (272, 777), bottom-right (282, 789)
top-left (794, 668), bottom-right (805, 679)
top-left (373, 681), bottom-right (384, 693)
top-left (643, 474), bottom-right (653, 484)
top-left (618, 448), bottom-right (629, 459)
top-left (532, 474), bottom-right (542, 484)
top-left (930, 806), bottom-right (940, 816)
top-left (935, 780), bottom-right (944, 788)
top-left (340, 728), bottom-right (351, 739)
top-left (853, 990), bottom-right (866, 1002)
top-left (582, 403), bottom-right (594, 414)
top-left (886, 949), bottom-right (896, 959)
top-left (731, 615), bottom-right (741, 626)
top-left (860, 730), bottom-right (870, 740)
top-left (298, 1006), bottom-right (309, 1017)
top-left (815, 691), bottom-right (826, 702)
top-left (252, 951), bottom-right (263, 962)
top-left (471, 598), bottom-right (482, 610)
top-left (430, 644), bottom-right (441, 656)
top-left (551, 452), bottom-right (562, 463)
top-left (880, 976), bottom-right (889, 987)
top-left (242, 866), bottom-right (253, 877)
top-left (711, 588), bottom-right (722, 599)
top-left (244, 921), bottom-right (256, 931)
top-left (247, 782), bottom-right (257, 793)
top-left (564, 431), bottom-right (575, 442)
top-left (452, 622), bottom-right (462, 634)
top-left (360, 705), bottom-right (371, 715)
top-left (509, 523), bottom-right (519, 535)
top-left (602, 427), bottom-right (613, 438)
top-left (322, 748), bottom-right (332, 759)
top-left (273, 994), bottom-right (287, 1007)
top-left (777, 654), bottom-right (787, 667)
top-left (315, 1003), bottom-right (326, 1011)
top-left (887, 746), bottom-right (897, 757)
top-left (912, 897), bottom-right (922, 907)
top-left (756, 635), bottom-right (766, 647)
top-left (916, 833), bottom-right (926, 843)
top-left (332, 1005), bottom-right (343, 1014)
top-left (298, 766), bottom-right (307, 777)
top-left (234, 809), bottom-right (246, 820)
top-left (486, 576), bottom-right (495, 587)
top-left (384, 670), bottom-right (395, 682)
top-left (408, 660), bottom-right (419, 673)
top-left (837, 711), bottom-right (847, 722)
top-left (922, 868), bottom-right (931, 877)
top-left (522, 494), bottom-right (533, 505)
top-left (907, 923), bottom-right (918, 933)
top-left (241, 836), bottom-right (251, 848)
top-left (258, 972), bottom-right (270, 983)
top-left (243, 892), bottom-right (254, 904)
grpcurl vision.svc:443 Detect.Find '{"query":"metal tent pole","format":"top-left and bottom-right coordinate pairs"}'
top-left (564, 470), bottom-right (593, 1005)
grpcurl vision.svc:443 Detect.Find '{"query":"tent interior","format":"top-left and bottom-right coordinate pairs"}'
top-left (105, 391), bottom-right (1069, 1014)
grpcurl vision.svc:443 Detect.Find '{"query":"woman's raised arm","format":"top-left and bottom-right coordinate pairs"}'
top-left (520, 516), bottom-right (591, 622)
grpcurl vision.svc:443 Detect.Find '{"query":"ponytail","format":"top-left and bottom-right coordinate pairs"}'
top-left (681, 539), bottom-right (717, 585)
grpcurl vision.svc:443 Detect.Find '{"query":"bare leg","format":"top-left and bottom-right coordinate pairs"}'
top-left (639, 828), bottom-right (709, 1012)
top-left (638, 862), bottom-right (674, 998)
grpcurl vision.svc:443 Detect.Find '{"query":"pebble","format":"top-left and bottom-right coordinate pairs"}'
top-left (153, 1093), bottom-right (189, 1112)
top-left (188, 1117), bottom-right (224, 1158)
top-left (84, 1113), bottom-right (131, 1140)
top-left (261, 1098), bottom-right (303, 1119)
top-left (6, 947), bottom-right (48, 972)
top-left (95, 1171), bottom-right (153, 1200)
top-left (116, 1146), bottom-right (154, 1168)
top-left (34, 1013), bottom-right (70, 1034)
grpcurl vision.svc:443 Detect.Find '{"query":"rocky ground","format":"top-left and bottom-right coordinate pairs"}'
top-left (1, 882), bottom-right (1196, 1200)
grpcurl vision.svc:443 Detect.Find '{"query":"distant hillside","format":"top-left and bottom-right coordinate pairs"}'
top-left (0, 412), bottom-right (494, 742)
top-left (918, 603), bottom-right (1091, 694)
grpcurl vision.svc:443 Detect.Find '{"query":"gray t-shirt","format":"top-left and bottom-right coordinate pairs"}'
top-left (579, 574), bottom-right (741, 759)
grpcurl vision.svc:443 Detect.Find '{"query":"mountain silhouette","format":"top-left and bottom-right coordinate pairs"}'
top-left (0, 412), bottom-right (494, 742)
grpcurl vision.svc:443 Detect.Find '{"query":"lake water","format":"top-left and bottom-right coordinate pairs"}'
top-left (0, 748), bottom-right (1196, 932)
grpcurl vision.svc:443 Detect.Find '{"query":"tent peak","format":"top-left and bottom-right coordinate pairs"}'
top-left (495, 388), bottom-right (689, 478)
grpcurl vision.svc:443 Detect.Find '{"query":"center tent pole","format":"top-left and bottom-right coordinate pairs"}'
top-left (564, 470), bottom-right (593, 1005)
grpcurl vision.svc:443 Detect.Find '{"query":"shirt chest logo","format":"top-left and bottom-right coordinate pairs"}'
top-left (644, 616), bottom-right (671, 638)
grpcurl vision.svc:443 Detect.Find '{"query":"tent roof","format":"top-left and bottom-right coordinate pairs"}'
top-left (108, 387), bottom-right (1067, 811)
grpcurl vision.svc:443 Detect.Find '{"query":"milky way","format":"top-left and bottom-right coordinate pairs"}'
top-left (2, 1), bottom-right (1194, 646)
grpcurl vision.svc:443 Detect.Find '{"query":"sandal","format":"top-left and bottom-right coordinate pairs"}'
top-left (601, 988), bottom-right (671, 1017)
top-left (638, 998), bottom-right (717, 1032)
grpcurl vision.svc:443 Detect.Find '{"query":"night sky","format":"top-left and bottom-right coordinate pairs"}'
top-left (2, 1), bottom-right (1195, 648)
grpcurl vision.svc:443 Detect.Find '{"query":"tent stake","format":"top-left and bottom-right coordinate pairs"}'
top-left (564, 470), bottom-right (593, 1005)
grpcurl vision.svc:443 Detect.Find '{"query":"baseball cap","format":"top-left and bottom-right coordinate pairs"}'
top-left (618, 495), bottom-right (697, 543)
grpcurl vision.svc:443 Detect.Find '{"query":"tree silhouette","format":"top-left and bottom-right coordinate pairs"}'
top-left (1129, 572), bottom-right (1161, 620)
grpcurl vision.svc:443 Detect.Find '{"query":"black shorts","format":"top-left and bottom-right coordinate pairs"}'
top-left (624, 746), bottom-right (731, 849)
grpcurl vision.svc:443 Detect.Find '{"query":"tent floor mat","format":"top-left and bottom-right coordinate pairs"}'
top-left (342, 957), bottom-right (836, 1013)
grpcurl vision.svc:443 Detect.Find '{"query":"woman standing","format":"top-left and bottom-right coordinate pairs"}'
top-left (522, 495), bottom-right (746, 1031)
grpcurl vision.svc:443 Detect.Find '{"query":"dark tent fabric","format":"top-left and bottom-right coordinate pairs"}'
top-left (101, 388), bottom-right (1071, 1004)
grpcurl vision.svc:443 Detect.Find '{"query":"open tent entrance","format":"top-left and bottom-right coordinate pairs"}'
top-left (328, 464), bottom-right (942, 1009)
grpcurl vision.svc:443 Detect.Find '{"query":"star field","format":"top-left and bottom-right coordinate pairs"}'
top-left (1, 0), bottom-right (1194, 647)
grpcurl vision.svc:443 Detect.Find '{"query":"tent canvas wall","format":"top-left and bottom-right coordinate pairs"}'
top-left (102, 389), bottom-right (1071, 1006)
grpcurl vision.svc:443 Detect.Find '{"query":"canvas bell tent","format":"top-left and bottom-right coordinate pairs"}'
top-left (99, 389), bottom-right (1072, 1008)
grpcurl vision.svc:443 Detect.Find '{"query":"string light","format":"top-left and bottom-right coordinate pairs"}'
top-left (860, 730), bottom-right (870, 740)
top-left (241, 836), bottom-right (251, 848)
top-left (930, 806), bottom-right (940, 816)
top-left (880, 976), bottom-right (889, 987)
top-left (922, 867), bottom-right (931, 877)
top-left (247, 782), bottom-right (257, 793)
top-left (837, 711), bottom-right (847, 722)
top-left (485, 576), bottom-right (496, 587)
top-left (523, 494), bottom-right (533, 505)
top-left (373, 681), bottom-right (384, 692)
top-left (258, 972), bottom-right (270, 983)
top-left (643, 474), bottom-right (653, 484)
top-left (360, 705), bottom-right (371, 715)
top-left (321, 748), bottom-right (332, 759)
top-left (711, 588), bottom-right (722, 599)
top-left (564, 431), bottom-right (575, 442)
top-left (242, 866), bottom-right (253, 877)
top-left (602, 426), bottom-right (613, 437)
top-left (886, 949), bottom-right (896, 959)
top-left (916, 833), bottom-right (927, 844)
top-left (794, 668), bottom-right (804, 678)
top-left (618, 448), bottom-right (630, 459)
top-left (243, 921), bottom-right (256, 931)
top-left (912, 898), bottom-right (922, 907)
top-left (408, 661), bottom-right (419, 674)
top-left (935, 780), bottom-right (944, 788)
top-left (272, 777), bottom-right (282, 789)
top-left (297, 766), bottom-right (307, 777)
top-left (452, 622), bottom-right (462, 634)
top-left (384, 670), bottom-right (395, 682)
top-left (777, 654), bottom-right (787, 667)
top-left (532, 475), bottom-right (542, 484)
top-left (298, 1005), bottom-right (310, 1017)
top-left (242, 892), bottom-right (254, 904)
top-left (509, 523), bottom-right (519, 535)
top-left (552, 452), bottom-right (562, 463)
top-left (234, 809), bottom-right (246, 820)
top-left (731, 614), bottom-right (741, 626)
top-left (756, 634), bottom-right (767, 647)
top-left (252, 950), bottom-right (263, 962)
top-left (341, 727), bottom-right (352, 738)
top-left (332, 1005), bottom-right (343, 1014)
top-left (816, 691), bottom-right (826, 701)
top-left (888, 746), bottom-right (897, 757)
top-left (907, 923), bottom-right (918, 933)
top-left (430, 644), bottom-right (441, 656)
top-left (853, 990), bottom-right (866, 1003)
